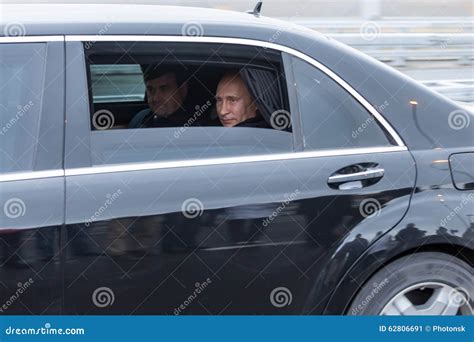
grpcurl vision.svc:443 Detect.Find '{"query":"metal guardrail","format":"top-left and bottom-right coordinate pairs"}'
top-left (421, 79), bottom-right (474, 103)
top-left (290, 19), bottom-right (473, 102)
top-left (328, 33), bottom-right (474, 102)
top-left (329, 33), bottom-right (474, 46)
top-left (328, 33), bottom-right (474, 66)
top-left (278, 17), bottom-right (474, 33)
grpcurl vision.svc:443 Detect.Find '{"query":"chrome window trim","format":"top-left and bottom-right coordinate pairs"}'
top-left (66, 34), bottom-right (406, 147)
top-left (0, 36), bottom-right (64, 43)
top-left (0, 169), bottom-right (64, 182)
top-left (65, 146), bottom-right (407, 177)
top-left (0, 148), bottom-right (407, 180)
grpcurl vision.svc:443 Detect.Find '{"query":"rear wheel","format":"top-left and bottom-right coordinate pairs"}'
top-left (348, 252), bottom-right (473, 315)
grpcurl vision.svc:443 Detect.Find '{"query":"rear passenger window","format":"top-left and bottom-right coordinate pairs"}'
top-left (288, 56), bottom-right (395, 150)
top-left (0, 43), bottom-right (46, 173)
top-left (90, 64), bottom-right (145, 104)
top-left (83, 42), bottom-right (293, 166)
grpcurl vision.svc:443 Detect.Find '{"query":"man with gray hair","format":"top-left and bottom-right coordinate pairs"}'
top-left (215, 71), bottom-right (269, 128)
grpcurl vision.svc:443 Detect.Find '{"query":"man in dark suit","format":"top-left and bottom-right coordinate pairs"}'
top-left (215, 71), bottom-right (269, 128)
top-left (129, 65), bottom-right (194, 128)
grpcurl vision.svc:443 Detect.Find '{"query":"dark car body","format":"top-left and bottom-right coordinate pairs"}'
top-left (0, 4), bottom-right (472, 315)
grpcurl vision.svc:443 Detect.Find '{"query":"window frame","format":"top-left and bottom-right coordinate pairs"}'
top-left (82, 39), bottom-right (297, 166)
top-left (63, 35), bottom-right (406, 176)
top-left (283, 52), bottom-right (398, 151)
top-left (84, 41), bottom-right (290, 126)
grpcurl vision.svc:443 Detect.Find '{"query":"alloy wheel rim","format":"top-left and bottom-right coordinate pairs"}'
top-left (381, 282), bottom-right (472, 315)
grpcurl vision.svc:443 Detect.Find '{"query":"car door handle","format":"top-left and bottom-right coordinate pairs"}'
top-left (327, 167), bottom-right (385, 184)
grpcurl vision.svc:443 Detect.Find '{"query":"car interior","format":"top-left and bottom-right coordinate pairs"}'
top-left (85, 42), bottom-right (290, 131)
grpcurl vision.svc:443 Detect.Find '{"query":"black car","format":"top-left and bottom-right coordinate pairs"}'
top-left (0, 4), bottom-right (472, 316)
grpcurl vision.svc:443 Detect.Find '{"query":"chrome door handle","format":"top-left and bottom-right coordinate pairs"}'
top-left (327, 167), bottom-right (385, 184)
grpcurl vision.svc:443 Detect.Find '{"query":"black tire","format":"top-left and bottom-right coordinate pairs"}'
top-left (348, 252), bottom-right (473, 315)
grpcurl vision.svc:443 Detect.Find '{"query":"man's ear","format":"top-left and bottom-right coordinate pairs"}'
top-left (250, 99), bottom-right (258, 115)
top-left (179, 81), bottom-right (189, 98)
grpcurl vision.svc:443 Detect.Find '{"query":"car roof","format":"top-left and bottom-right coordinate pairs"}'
top-left (0, 4), bottom-right (302, 36)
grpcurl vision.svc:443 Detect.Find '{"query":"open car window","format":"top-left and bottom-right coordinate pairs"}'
top-left (83, 41), bottom-right (293, 166)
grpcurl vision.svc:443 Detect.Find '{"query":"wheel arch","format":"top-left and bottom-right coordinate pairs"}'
top-left (323, 239), bottom-right (474, 315)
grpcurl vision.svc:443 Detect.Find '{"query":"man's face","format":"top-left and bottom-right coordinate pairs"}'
top-left (216, 74), bottom-right (257, 127)
top-left (146, 73), bottom-right (187, 117)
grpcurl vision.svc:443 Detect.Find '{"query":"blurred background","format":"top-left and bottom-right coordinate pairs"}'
top-left (2, 0), bottom-right (472, 107)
